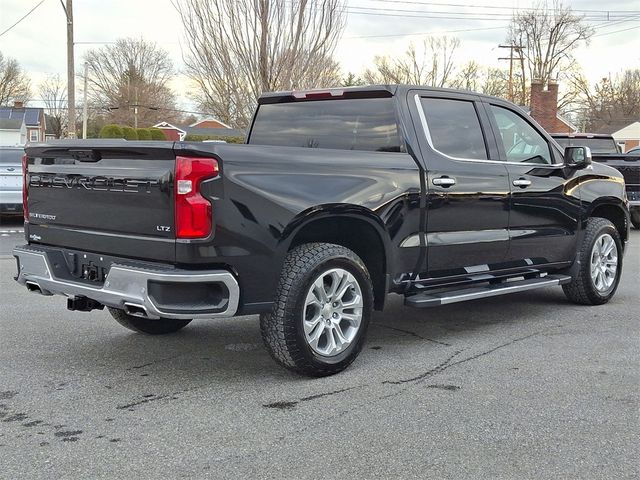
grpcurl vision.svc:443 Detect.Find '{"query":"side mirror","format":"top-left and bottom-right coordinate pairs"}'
top-left (564, 146), bottom-right (592, 169)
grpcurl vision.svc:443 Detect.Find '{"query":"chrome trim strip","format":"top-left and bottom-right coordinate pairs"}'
top-left (13, 247), bottom-right (240, 320)
top-left (412, 93), bottom-right (565, 168)
top-left (400, 229), bottom-right (510, 248)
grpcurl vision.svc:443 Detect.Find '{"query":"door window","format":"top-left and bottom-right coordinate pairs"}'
top-left (489, 105), bottom-right (552, 164)
top-left (420, 98), bottom-right (488, 159)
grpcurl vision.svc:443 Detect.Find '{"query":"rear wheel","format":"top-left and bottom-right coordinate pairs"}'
top-left (260, 243), bottom-right (373, 377)
top-left (563, 217), bottom-right (623, 305)
top-left (108, 307), bottom-right (192, 335)
top-left (631, 210), bottom-right (640, 229)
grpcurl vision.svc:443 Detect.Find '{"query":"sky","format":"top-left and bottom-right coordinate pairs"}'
top-left (0, 0), bottom-right (638, 114)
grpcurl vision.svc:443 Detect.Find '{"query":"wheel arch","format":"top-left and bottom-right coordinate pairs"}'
top-left (281, 205), bottom-right (392, 310)
top-left (587, 198), bottom-right (629, 246)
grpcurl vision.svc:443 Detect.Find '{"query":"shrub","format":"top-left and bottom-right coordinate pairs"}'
top-left (99, 124), bottom-right (124, 139)
top-left (183, 134), bottom-right (244, 144)
top-left (121, 126), bottom-right (138, 140)
top-left (136, 128), bottom-right (152, 140)
top-left (149, 128), bottom-right (166, 140)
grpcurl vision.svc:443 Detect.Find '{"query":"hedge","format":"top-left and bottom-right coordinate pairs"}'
top-left (136, 128), bottom-right (152, 140)
top-left (99, 124), bottom-right (124, 138)
top-left (149, 128), bottom-right (166, 140)
top-left (183, 134), bottom-right (244, 144)
top-left (121, 126), bottom-right (138, 140)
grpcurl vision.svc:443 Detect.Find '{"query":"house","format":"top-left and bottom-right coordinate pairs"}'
top-left (597, 121), bottom-right (640, 152)
top-left (153, 118), bottom-right (244, 142)
top-left (0, 102), bottom-right (47, 145)
top-left (528, 80), bottom-right (578, 134)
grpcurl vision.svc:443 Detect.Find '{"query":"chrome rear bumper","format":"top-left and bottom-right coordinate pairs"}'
top-left (13, 246), bottom-right (240, 320)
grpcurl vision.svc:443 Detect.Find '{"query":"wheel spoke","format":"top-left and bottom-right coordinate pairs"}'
top-left (302, 267), bottom-right (364, 357)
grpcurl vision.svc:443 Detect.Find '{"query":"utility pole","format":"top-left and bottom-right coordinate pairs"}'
top-left (498, 44), bottom-right (524, 103)
top-left (82, 62), bottom-right (88, 139)
top-left (60, 0), bottom-right (75, 138)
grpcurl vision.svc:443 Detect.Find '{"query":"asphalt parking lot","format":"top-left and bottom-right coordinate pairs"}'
top-left (0, 222), bottom-right (638, 480)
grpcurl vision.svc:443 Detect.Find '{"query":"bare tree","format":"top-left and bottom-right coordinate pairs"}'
top-left (39, 75), bottom-right (67, 138)
top-left (83, 38), bottom-right (179, 126)
top-left (508, 1), bottom-right (593, 104)
top-left (0, 52), bottom-right (31, 106)
top-left (173, 0), bottom-right (346, 129)
top-left (570, 69), bottom-right (640, 131)
top-left (363, 37), bottom-right (460, 88)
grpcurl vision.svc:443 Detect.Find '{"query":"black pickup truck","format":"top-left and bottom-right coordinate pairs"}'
top-left (14, 85), bottom-right (630, 376)
top-left (551, 133), bottom-right (640, 228)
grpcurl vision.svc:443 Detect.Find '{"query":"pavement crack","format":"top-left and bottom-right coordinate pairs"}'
top-left (383, 349), bottom-right (464, 385)
top-left (375, 324), bottom-right (451, 346)
top-left (263, 386), bottom-right (361, 410)
top-left (116, 394), bottom-right (169, 410)
top-left (383, 330), bottom-right (546, 386)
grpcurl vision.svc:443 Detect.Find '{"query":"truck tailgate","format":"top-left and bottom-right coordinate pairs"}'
top-left (25, 141), bottom-right (177, 262)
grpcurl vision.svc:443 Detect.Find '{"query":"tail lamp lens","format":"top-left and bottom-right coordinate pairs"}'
top-left (22, 154), bottom-right (28, 222)
top-left (174, 156), bottom-right (219, 239)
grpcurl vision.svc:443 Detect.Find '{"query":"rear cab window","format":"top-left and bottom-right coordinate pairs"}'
top-left (248, 97), bottom-right (403, 153)
top-left (419, 97), bottom-right (488, 159)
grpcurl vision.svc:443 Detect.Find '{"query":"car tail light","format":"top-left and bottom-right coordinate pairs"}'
top-left (174, 156), bottom-right (219, 239)
top-left (292, 89), bottom-right (344, 100)
top-left (22, 154), bottom-right (28, 222)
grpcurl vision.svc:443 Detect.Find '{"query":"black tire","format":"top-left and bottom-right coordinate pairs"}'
top-left (260, 243), bottom-right (373, 377)
top-left (562, 217), bottom-right (623, 305)
top-left (631, 210), bottom-right (640, 229)
top-left (108, 307), bottom-right (192, 335)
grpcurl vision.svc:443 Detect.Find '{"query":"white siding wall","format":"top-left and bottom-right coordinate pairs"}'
top-left (0, 130), bottom-right (23, 146)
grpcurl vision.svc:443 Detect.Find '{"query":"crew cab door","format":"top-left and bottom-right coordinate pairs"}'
top-left (409, 91), bottom-right (510, 279)
top-left (483, 102), bottom-right (580, 266)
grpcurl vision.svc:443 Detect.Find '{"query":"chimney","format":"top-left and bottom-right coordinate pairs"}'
top-left (13, 100), bottom-right (25, 109)
top-left (529, 79), bottom-right (559, 132)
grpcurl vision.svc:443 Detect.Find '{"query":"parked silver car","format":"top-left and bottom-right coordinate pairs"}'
top-left (0, 147), bottom-right (24, 215)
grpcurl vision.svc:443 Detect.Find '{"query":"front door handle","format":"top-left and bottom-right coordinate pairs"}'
top-left (512, 178), bottom-right (532, 188)
top-left (432, 176), bottom-right (456, 187)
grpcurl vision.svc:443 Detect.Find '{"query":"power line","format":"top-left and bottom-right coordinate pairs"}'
top-left (352, 0), bottom-right (640, 15)
top-left (346, 3), bottom-right (637, 20)
top-left (0, 0), bottom-right (47, 38)
top-left (346, 24), bottom-right (507, 39)
top-left (593, 24), bottom-right (640, 37)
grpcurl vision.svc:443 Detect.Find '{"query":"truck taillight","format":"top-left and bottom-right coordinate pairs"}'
top-left (22, 154), bottom-right (28, 222)
top-left (174, 156), bottom-right (219, 239)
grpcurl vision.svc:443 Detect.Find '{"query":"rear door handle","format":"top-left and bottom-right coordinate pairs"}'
top-left (432, 176), bottom-right (456, 187)
top-left (512, 178), bottom-right (532, 188)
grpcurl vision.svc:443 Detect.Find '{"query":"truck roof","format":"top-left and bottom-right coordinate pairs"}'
top-left (258, 84), bottom-right (514, 105)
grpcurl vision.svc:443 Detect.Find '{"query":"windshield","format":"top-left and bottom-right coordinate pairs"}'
top-left (248, 98), bottom-right (403, 152)
top-left (553, 137), bottom-right (619, 154)
top-left (0, 149), bottom-right (23, 165)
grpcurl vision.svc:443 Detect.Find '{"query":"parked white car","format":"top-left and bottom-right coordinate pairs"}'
top-left (0, 146), bottom-right (24, 216)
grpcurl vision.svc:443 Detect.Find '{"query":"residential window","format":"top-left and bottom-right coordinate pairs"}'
top-left (420, 97), bottom-right (488, 159)
top-left (29, 130), bottom-right (39, 142)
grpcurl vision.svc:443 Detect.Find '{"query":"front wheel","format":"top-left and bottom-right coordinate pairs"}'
top-left (260, 243), bottom-right (373, 377)
top-left (563, 217), bottom-right (623, 305)
top-left (108, 307), bottom-right (192, 335)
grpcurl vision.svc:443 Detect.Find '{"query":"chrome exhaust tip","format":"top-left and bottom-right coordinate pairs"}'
top-left (124, 302), bottom-right (149, 318)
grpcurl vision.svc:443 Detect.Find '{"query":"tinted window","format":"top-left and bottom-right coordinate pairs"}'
top-left (490, 105), bottom-right (552, 164)
top-left (249, 98), bottom-right (402, 152)
top-left (553, 137), bottom-right (618, 154)
top-left (420, 97), bottom-right (487, 159)
top-left (0, 149), bottom-right (23, 164)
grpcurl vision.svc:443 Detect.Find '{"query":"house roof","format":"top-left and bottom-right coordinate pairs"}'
top-left (520, 106), bottom-right (578, 132)
top-left (0, 107), bottom-right (43, 127)
top-left (0, 118), bottom-right (23, 130)
top-left (596, 120), bottom-right (639, 137)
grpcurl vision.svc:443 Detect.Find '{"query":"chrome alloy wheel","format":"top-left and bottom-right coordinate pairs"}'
top-left (303, 268), bottom-right (364, 357)
top-left (590, 233), bottom-right (618, 293)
